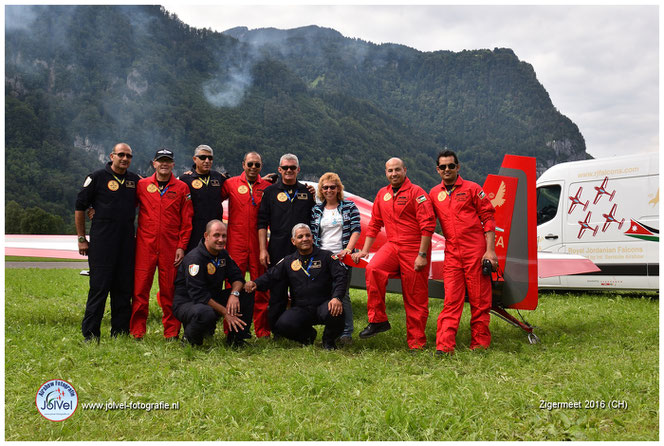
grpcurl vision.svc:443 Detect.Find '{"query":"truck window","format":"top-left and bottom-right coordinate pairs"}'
top-left (536, 185), bottom-right (561, 225)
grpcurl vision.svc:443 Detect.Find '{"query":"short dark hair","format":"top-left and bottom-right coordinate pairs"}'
top-left (437, 149), bottom-right (458, 165)
top-left (243, 151), bottom-right (262, 162)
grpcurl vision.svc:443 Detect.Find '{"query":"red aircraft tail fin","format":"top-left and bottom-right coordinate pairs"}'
top-left (482, 155), bottom-right (538, 310)
top-left (482, 174), bottom-right (518, 276)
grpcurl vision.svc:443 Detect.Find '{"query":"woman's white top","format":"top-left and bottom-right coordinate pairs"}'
top-left (319, 207), bottom-right (344, 252)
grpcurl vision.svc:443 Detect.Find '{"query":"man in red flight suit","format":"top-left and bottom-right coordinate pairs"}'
top-left (429, 150), bottom-right (497, 354)
top-left (352, 157), bottom-right (436, 350)
top-left (221, 151), bottom-right (273, 338)
top-left (130, 149), bottom-right (194, 340)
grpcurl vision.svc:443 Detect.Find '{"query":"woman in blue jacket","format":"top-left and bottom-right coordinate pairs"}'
top-left (310, 172), bottom-right (361, 344)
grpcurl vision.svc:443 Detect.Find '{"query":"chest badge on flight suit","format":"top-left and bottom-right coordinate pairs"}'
top-left (438, 190), bottom-right (447, 202)
top-left (126, 181), bottom-right (135, 188)
top-left (383, 192), bottom-right (392, 201)
top-left (107, 180), bottom-right (119, 191)
top-left (211, 179), bottom-right (220, 187)
top-left (147, 184), bottom-right (158, 193)
top-left (310, 260), bottom-right (322, 268)
top-left (291, 260), bottom-right (302, 271)
top-left (191, 179), bottom-right (203, 190)
top-left (277, 192), bottom-right (288, 202)
top-left (207, 263), bottom-right (216, 275)
top-left (238, 185), bottom-right (248, 194)
top-left (189, 264), bottom-right (200, 276)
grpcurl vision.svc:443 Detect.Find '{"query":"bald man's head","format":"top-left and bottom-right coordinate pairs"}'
top-left (385, 157), bottom-right (407, 188)
top-left (204, 219), bottom-right (227, 255)
top-left (110, 143), bottom-right (133, 173)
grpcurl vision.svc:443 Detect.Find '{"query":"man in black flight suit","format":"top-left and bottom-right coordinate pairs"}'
top-left (75, 142), bottom-right (139, 341)
top-left (179, 144), bottom-right (227, 253)
top-left (245, 224), bottom-right (346, 350)
top-left (257, 153), bottom-right (315, 329)
top-left (173, 219), bottom-right (254, 347)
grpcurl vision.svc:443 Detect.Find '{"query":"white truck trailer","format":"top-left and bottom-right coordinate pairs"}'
top-left (536, 153), bottom-right (659, 290)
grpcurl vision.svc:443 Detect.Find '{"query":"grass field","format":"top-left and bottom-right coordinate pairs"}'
top-left (4, 268), bottom-right (659, 440)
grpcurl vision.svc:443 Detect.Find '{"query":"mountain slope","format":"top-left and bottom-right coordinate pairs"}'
top-left (5, 5), bottom-right (587, 233)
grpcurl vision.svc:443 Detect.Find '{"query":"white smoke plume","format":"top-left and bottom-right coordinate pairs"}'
top-left (202, 65), bottom-right (253, 108)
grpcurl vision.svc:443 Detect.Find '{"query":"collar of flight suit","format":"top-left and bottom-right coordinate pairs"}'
top-left (392, 177), bottom-right (414, 196)
top-left (296, 246), bottom-right (320, 262)
top-left (239, 170), bottom-right (265, 186)
top-left (195, 239), bottom-right (225, 261)
top-left (439, 174), bottom-right (464, 190)
top-left (188, 164), bottom-right (211, 179)
top-left (275, 178), bottom-right (303, 191)
top-left (105, 161), bottom-right (131, 177)
top-left (148, 172), bottom-right (177, 187)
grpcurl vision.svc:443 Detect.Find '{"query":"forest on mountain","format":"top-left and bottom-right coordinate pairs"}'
top-left (5, 5), bottom-right (588, 233)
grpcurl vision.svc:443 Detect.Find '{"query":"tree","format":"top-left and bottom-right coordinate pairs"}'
top-left (5, 201), bottom-right (26, 234)
top-left (19, 207), bottom-right (65, 234)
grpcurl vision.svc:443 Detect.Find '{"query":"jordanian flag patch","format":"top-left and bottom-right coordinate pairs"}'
top-left (624, 219), bottom-right (659, 242)
top-left (416, 195), bottom-right (427, 203)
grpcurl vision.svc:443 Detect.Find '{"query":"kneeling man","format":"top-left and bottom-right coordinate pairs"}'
top-left (244, 224), bottom-right (345, 350)
top-left (173, 220), bottom-right (254, 347)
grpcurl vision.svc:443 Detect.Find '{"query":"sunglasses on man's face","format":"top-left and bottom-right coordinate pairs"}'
top-left (437, 163), bottom-right (457, 171)
top-left (280, 165), bottom-right (298, 171)
top-left (321, 185), bottom-right (337, 190)
top-left (245, 162), bottom-right (261, 168)
top-left (114, 152), bottom-right (133, 159)
top-left (196, 155), bottom-right (213, 161)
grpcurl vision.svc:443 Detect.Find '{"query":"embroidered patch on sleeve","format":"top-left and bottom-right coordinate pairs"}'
top-left (416, 195), bottom-right (427, 203)
top-left (479, 191), bottom-right (486, 199)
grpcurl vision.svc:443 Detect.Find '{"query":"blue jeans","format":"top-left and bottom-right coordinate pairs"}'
top-left (341, 268), bottom-right (354, 337)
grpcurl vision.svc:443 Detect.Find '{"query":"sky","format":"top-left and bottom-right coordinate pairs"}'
top-left (162, 4), bottom-right (659, 160)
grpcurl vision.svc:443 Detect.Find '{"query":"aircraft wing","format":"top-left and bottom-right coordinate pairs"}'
top-left (537, 252), bottom-right (601, 278)
top-left (342, 245), bottom-right (599, 281)
top-left (5, 234), bottom-right (85, 260)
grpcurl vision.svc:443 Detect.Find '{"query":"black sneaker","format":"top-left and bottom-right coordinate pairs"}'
top-left (359, 321), bottom-right (391, 339)
top-left (304, 327), bottom-right (317, 345)
top-left (226, 337), bottom-right (249, 349)
top-left (322, 340), bottom-right (338, 350)
top-left (435, 349), bottom-right (453, 357)
top-left (84, 335), bottom-right (99, 345)
top-left (231, 339), bottom-right (249, 349)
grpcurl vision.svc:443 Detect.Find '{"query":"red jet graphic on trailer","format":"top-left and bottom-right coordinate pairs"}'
top-left (593, 176), bottom-right (616, 204)
top-left (577, 211), bottom-right (599, 239)
top-left (601, 203), bottom-right (624, 232)
top-left (568, 186), bottom-right (589, 214)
